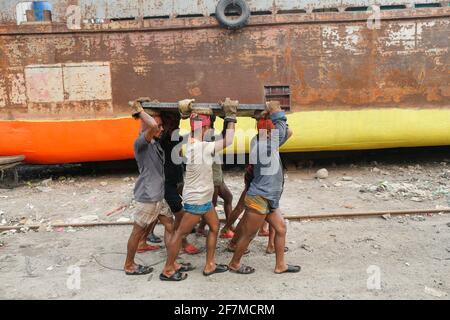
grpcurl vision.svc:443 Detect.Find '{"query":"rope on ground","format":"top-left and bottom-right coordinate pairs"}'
top-left (92, 252), bottom-right (166, 271)
top-left (92, 250), bottom-right (197, 271)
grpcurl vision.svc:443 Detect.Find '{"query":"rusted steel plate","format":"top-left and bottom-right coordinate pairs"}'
top-left (0, 4), bottom-right (448, 121)
top-left (1, 1), bottom-right (448, 24)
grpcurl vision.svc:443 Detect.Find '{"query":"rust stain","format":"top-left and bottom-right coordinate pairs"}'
top-left (0, 8), bottom-right (448, 120)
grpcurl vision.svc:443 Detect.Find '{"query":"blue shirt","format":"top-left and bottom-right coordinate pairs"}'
top-left (247, 112), bottom-right (289, 202)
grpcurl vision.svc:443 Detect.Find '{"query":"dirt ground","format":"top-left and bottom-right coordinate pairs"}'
top-left (0, 149), bottom-right (449, 299)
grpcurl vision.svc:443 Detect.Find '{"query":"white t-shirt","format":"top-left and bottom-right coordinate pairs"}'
top-left (182, 139), bottom-right (216, 205)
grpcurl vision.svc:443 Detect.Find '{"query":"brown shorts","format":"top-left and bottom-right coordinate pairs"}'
top-left (133, 200), bottom-right (172, 227)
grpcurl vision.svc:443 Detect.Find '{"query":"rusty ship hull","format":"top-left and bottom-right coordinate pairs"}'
top-left (0, 1), bottom-right (449, 164)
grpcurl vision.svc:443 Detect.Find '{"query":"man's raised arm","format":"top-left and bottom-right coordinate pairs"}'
top-left (214, 98), bottom-right (238, 152)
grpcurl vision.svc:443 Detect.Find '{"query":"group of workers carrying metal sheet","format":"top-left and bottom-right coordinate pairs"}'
top-left (124, 97), bottom-right (301, 280)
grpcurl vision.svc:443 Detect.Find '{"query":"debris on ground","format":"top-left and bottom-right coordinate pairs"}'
top-left (382, 214), bottom-right (391, 220)
top-left (315, 168), bottom-right (329, 179)
top-left (300, 244), bottom-right (313, 252)
top-left (41, 178), bottom-right (52, 186)
top-left (359, 180), bottom-right (448, 203)
top-left (35, 186), bottom-right (52, 193)
top-left (410, 216), bottom-right (426, 222)
top-left (424, 286), bottom-right (448, 298)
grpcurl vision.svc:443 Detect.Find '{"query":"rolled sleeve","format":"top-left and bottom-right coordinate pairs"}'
top-left (270, 112), bottom-right (288, 147)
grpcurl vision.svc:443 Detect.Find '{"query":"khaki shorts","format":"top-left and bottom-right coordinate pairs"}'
top-left (133, 200), bottom-right (172, 228)
top-left (212, 163), bottom-right (224, 187)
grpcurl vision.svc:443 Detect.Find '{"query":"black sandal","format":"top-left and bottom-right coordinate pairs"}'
top-left (203, 264), bottom-right (229, 276)
top-left (177, 262), bottom-right (195, 272)
top-left (159, 271), bottom-right (188, 281)
top-left (226, 247), bottom-right (250, 255)
top-left (147, 233), bottom-right (162, 243)
top-left (275, 264), bottom-right (301, 274)
top-left (266, 247), bottom-right (289, 254)
top-left (229, 264), bottom-right (255, 274)
top-left (125, 264), bottom-right (153, 276)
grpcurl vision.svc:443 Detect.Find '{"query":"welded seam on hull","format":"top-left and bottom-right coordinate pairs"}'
top-left (1, 8), bottom-right (449, 36)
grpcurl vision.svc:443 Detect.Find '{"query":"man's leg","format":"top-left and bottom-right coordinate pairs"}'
top-left (218, 182), bottom-right (234, 237)
top-left (227, 209), bottom-right (247, 251)
top-left (196, 218), bottom-right (207, 236)
top-left (259, 221), bottom-right (270, 237)
top-left (265, 208), bottom-right (288, 273)
top-left (162, 212), bottom-right (202, 278)
top-left (222, 188), bottom-right (246, 235)
top-left (212, 186), bottom-right (219, 207)
top-left (158, 215), bottom-right (174, 249)
top-left (174, 210), bottom-right (200, 254)
top-left (147, 219), bottom-right (162, 243)
top-left (202, 207), bottom-right (220, 274)
top-left (124, 223), bottom-right (151, 273)
top-left (137, 220), bottom-right (160, 252)
top-left (228, 209), bottom-right (266, 271)
top-left (265, 225), bottom-right (276, 253)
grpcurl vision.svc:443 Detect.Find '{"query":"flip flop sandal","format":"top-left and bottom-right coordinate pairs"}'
top-left (275, 264), bottom-right (301, 274)
top-left (125, 264), bottom-right (154, 276)
top-left (182, 244), bottom-right (202, 255)
top-left (226, 247), bottom-right (250, 255)
top-left (266, 247), bottom-right (289, 254)
top-left (203, 264), bottom-right (229, 276)
top-left (229, 264), bottom-right (255, 275)
top-left (137, 244), bottom-right (160, 253)
top-left (219, 230), bottom-right (235, 239)
top-left (196, 230), bottom-right (208, 237)
top-left (177, 262), bottom-right (196, 272)
top-left (147, 233), bottom-right (162, 243)
top-left (159, 271), bottom-right (188, 281)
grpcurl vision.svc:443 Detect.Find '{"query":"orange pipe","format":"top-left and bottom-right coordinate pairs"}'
top-left (0, 118), bottom-right (140, 164)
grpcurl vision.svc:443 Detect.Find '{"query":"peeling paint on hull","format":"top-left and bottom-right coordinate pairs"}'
top-left (0, 7), bottom-right (449, 163)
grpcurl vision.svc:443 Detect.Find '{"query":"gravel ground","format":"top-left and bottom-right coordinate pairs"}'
top-left (0, 149), bottom-right (449, 299)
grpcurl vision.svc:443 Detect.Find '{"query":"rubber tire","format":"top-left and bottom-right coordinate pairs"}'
top-left (215, 0), bottom-right (250, 30)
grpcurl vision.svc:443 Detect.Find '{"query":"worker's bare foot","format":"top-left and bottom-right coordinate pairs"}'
top-left (265, 246), bottom-right (275, 254)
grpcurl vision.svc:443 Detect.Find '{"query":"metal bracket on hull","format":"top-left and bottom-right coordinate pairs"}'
top-left (0, 155), bottom-right (24, 189)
